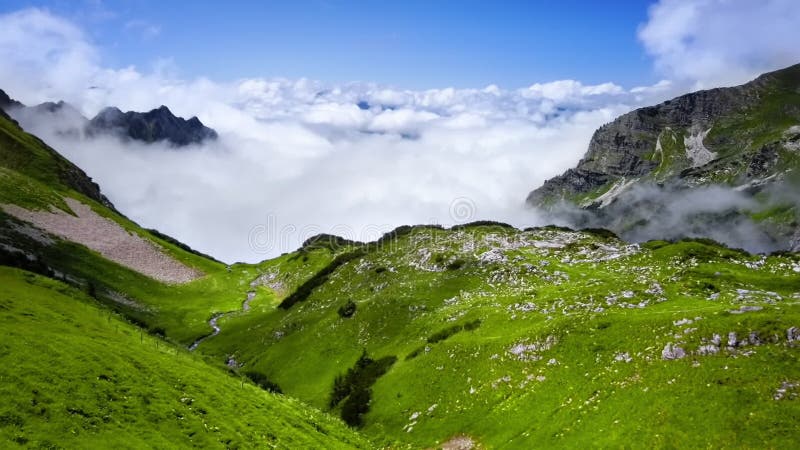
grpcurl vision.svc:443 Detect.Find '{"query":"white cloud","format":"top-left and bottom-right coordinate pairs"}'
top-left (0, 8), bottom-right (98, 105)
top-left (639, 0), bottom-right (800, 89)
top-left (0, 8), bottom-right (675, 263)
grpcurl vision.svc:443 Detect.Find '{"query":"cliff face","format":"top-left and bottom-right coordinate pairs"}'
top-left (526, 63), bottom-right (800, 251)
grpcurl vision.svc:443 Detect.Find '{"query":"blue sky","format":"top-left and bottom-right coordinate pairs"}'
top-left (0, 0), bottom-right (655, 89)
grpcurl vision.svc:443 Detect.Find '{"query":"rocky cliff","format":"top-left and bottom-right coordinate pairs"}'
top-left (526, 63), bottom-right (800, 252)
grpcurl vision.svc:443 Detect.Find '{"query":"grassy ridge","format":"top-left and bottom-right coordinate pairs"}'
top-left (0, 266), bottom-right (369, 449)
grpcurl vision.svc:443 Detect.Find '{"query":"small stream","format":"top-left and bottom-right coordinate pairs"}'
top-left (188, 290), bottom-right (256, 351)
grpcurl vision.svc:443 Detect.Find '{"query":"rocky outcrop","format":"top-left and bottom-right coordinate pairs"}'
top-left (526, 65), bottom-right (785, 206)
top-left (0, 91), bottom-right (115, 210)
top-left (87, 105), bottom-right (217, 146)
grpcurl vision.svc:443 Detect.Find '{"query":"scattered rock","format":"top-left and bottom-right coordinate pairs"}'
top-left (788, 327), bottom-right (800, 343)
top-left (661, 343), bottom-right (686, 360)
top-left (613, 352), bottom-right (632, 363)
top-left (774, 381), bottom-right (799, 400)
top-left (729, 305), bottom-right (763, 314)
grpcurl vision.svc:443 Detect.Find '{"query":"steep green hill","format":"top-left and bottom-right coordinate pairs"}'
top-left (0, 267), bottom-right (370, 448)
top-left (0, 95), bottom-right (370, 448)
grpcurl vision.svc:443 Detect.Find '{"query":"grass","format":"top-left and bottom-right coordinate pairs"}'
top-left (0, 266), bottom-right (370, 449)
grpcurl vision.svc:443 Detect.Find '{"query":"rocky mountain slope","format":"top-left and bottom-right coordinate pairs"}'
top-left (527, 63), bottom-right (800, 252)
top-left (0, 89), bottom-right (217, 147)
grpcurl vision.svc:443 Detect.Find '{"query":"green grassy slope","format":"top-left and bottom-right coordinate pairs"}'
top-left (0, 266), bottom-right (370, 449)
top-left (0, 108), bottom-right (252, 344)
top-left (196, 225), bottom-right (800, 448)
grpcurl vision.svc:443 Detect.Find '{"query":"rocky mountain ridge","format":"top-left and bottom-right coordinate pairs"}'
top-left (87, 105), bottom-right (217, 146)
top-left (0, 88), bottom-right (217, 147)
top-left (526, 63), bottom-right (800, 252)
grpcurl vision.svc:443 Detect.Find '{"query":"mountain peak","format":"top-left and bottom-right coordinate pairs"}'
top-left (525, 61), bottom-right (800, 252)
top-left (87, 105), bottom-right (217, 146)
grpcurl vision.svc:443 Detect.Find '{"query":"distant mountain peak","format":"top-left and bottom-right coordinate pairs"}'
top-left (87, 105), bottom-right (218, 146)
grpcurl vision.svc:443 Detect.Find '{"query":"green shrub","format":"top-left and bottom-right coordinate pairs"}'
top-left (244, 371), bottom-right (283, 394)
top-left (427, 324), bottom-right (463, 344)
top-left (337, 300), bottom-right (357, 318)
top-left (405, 345), bottom-right (427, 361)
top-left (329, 351), bottom-right (396, 427)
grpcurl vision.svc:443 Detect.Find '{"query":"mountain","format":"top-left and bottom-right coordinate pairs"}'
top-left (0, 89), bottom-right (218, 147)
top-left (0, 96), bottom-right (368, 448)
top-left (526, 63), bottom-right (800, 252)
top-left (87, 105), bottom-right (218, 146)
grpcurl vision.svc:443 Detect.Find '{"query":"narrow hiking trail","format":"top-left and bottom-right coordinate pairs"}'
top-left (188, 290), bottom-right (256, 351)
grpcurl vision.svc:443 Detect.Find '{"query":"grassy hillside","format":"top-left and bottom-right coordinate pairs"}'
top-left (0, 98), bottom-right (375, 448)
top-left (195, 225), bottom-right (800, 448)
top-left (0, 266), bottom-right (370, 449)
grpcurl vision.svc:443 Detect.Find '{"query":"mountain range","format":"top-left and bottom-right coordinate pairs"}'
top-left (0, 89), bottom-right (217, 147)
top-left (1, 65), bottom-right (799, 448)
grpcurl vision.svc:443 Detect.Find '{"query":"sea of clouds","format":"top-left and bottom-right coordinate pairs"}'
top-left (1, 1), bottom-right (799, 262)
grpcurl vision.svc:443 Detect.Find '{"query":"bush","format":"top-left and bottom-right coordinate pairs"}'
top-left (337, 300), bottom-right (357, 318)
top-left (341, 388), bottom-right (371, 427)
top-left (329, 351), bottom-right (396, 427)
top-left (427, 324), bottom-right (463, 344)
top-left (279, 248), bottom-right (366, 309)
top-left (244, 371), bottom-right (282, 394)
top-left (405, 345), bottom-right (427, 361)
top-left (580, 227), bottom-right (618, 240)
top-left (463, 319), bottom-right (481, 331)
top-left (450, 220), bottom-right (516, 231)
